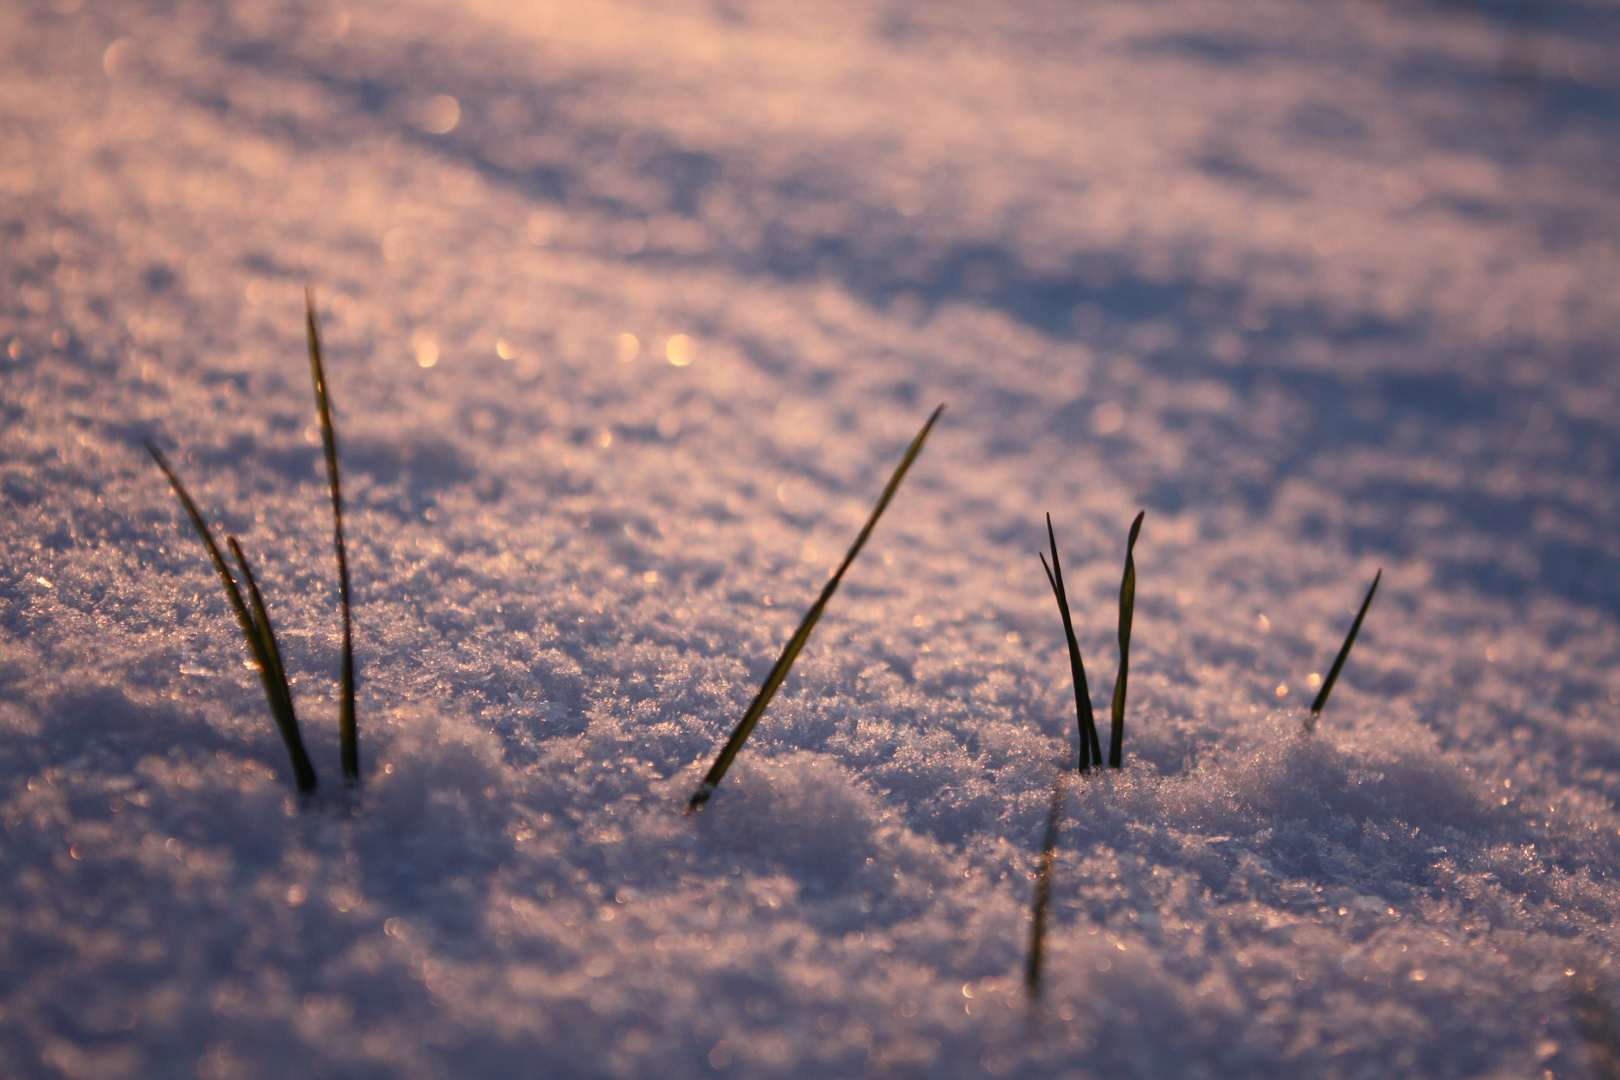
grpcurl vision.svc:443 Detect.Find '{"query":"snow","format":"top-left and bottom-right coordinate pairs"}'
top-left (3, 0), bottom-right (1620, 1075)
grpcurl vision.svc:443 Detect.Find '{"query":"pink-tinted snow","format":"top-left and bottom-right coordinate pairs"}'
top-left (3, 0), bottom-right (1620, 1076)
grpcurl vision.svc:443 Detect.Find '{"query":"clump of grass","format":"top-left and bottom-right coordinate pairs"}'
top-left (687, 404), bottom-right (945, 812)
top-left (147, 291), bottom-right (360, 797)
top-left (146, 442), bottom-right (319, 794)
top-left (305, 289), bottom-right (359, 786)
top-left (1308, 568), bottom-right (1381, 723)
top-left (1037, 511), bottom-right (1144, 772)
top-left (1026, 509), bottom-right (1144, 998)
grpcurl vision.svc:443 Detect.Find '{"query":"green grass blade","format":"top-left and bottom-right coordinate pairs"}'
top-left (1039, 514), bottom-right (1100, 771)
top-left (147, 442), bottom-right (260, 653)
top-left (306, 289), bottom-right (358, 785)
top-left (1025, 771), bottom-right (1067, 999)
top-left (227, 538), bottom-right (318, 794)
top-left (688, 404), bottom-right (945, 812)
top-left (146, 442), bottom-right (317, 794)
top-left (225, 537), bottom-right (293, 720)
top-left (1309, 568), bottom-right (1381, 720)
top-left (1108, 511), bottom-right (1144, 770)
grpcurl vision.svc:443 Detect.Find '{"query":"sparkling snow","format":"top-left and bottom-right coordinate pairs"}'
top-left (3, 0), bottom-right (1620, 1076)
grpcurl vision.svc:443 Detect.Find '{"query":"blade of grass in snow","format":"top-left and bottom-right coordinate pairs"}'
top-left (146, 442), bottom-right (318, 793)
top-left (1024, 770), bottom-right (1067, 999)
top-left (1108, 511), bottom-right (1144, 769)
top-left (1309, 568), bottom-right (1381, 721)
top-left (1039, 514), bottom-right (1101, 771)
top-left (306, 289), bottom-right (358, 786)
top-left (687, 404), bottom-right (945, 812)
top-left (225, 536), bottom-right (301, 742)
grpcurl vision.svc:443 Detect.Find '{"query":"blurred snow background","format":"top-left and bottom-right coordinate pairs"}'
top-left (3, 0), bottom-right (1620, 1075)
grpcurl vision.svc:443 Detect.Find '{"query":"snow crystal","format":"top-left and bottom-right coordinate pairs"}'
top-left (3, 0), bottom-right (1620, 1076)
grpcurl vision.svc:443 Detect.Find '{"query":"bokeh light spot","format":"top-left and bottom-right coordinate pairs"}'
top-left (419, 95), bottom-right (460, 135)
top-left (666, 334), bottom-right (692, 366)
top-left (103, 39), bottom-right (136, 78)
top-left (412, 334), bottom-right (439, 369)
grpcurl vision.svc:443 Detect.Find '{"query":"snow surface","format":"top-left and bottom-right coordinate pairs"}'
top-left (4, 0), bottom-right (1620, 1076)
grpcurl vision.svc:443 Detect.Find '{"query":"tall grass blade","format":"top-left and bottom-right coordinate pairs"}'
top-left (688, 404), bottom-right (946, 812)
top-left (1309, 568), bottom-right (1381, 720)
top-left (1025, 771), bottom-right (1067, 998)
top-left (146, 442), bottom-right (318, 793)
top-left (1108, 511), bottom-right (1144, 769)
top-left (1039, 515), bottom-right (1101, 771)
top-left (306, 289), bottom-right (358, 785)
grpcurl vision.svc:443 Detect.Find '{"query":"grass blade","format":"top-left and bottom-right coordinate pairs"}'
top-left (227, 538), bottom-right (319, 793)
top-left (1309, 568), bottom-right (1381, 720)
top-left (147, 442), bottom-right (264, 665)
top-left (1025, 771), bottom-right (1067, 998)
top-left (1039, 514), bottom-right (1100, 771)
top-left (688, 404), bottom-right (946, 812)
top-left (1108, 511), bottom-right (1144, 770)
top-left (306, 288), bottom-right (358, 785)
top-left (146, 442), bottom-right (318, 793)
top-left (225, 538), bottom-right (294, 724)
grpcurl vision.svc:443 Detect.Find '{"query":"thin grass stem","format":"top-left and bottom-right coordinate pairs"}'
top-left (688, 404), bottom-right (945, 812)
top-left (226, 538), bottom-right (319, 793)
top-left (146, 442), bottom-right (318, 793)
top-left (1039, 515), bottom-right (1100, 771)
top-left (1024, 771), bottom-right (1067, 998)
top-left (306, 289), bottom-right (358, 785)
top-left (225, 538), bottom-right (294, 722)
top-left (1308, 568), bottom-right (1381, 721)
top-left (1108, 511), bottom-right (1144, 769)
